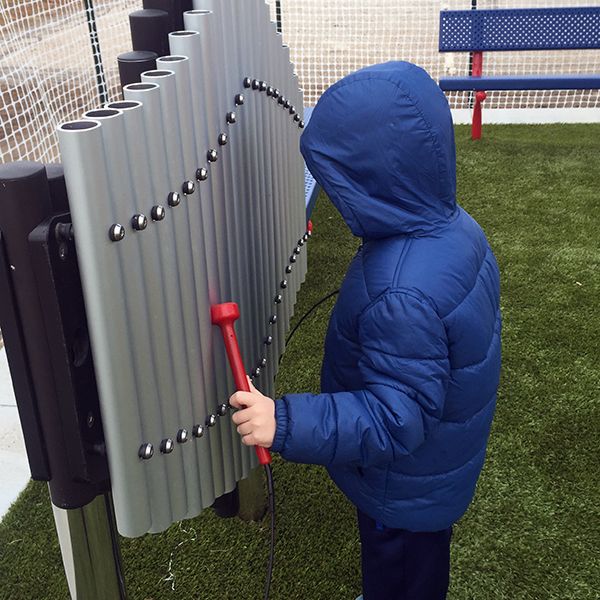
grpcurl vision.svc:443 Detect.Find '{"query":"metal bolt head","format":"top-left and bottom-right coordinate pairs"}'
top-left (299, 120), bottom-right (305, 129)
top-left (303, 233), bottom-right (309, 242)
top-left (290, 254), bottom-right (297, 263)
top-left (151, 205), bottom-right (166, 221)
top-left (278, 96), bottom-right (285, 105)
top-left (253, 367), bottom-right (261, 378)
top-left (269, 314), bottom-right (277, 325)
top-left (273, 89), bottom-right (280, 99)
top-left (138, 443), bottom-right (154, 460)
top-left (298, 237), bottom-right (305, 246)
top-left (192, 424), bottom-right (204, 438)
top-left (167, 191), bottom-right (181, 207)
top-left (260, 357), bottom-right (268, 367)
top-left (58, 242), bottom-right (68, 261)
top-left (86, 412), bottom-right (95, 428)
top-left (218, 133), bottom-right (228, 146)
top-left (206, 414), bottom-right (217, 427)
top-left (251, 78), bottom-right (259, 90)
top-left (235, 93), bottom-right (244, 106)
top-left (274, 294), bottom-right (282, 304)
top-left (284, 99), bottom-right (290, 109)
top-left (226, 111), bottom-right (236, 124)
top-left (182, 180), bottom-right (195, 195)
top-left (132, 214), bottom-right (148, 231)
top-left (264, 335), bottom-right (273, 346)
top-left (294, 114), bottom-right (301, 122)
top-left (289, 105), bottom-right (296, 115)
top-left (285, 265), bottom-right (293, 274)
top-left (266, 86), bottom-right (273, 96)
top-left (259, 81), bottom-right (267, 92)
top-left (280, 279), bottom-right (288, 289)
top-left (243, 77), bottom-right (252, 88)
top-left (160, 438), bottom-right (174, 454)
top-left (196, 167), bottom-right (208, 181)
top-left (217, 403), bottom-right (228, 416)
top-left (207, 149), bottom-right (218, 162)
top-left (109, 223), bottom-right (125, 242)
top-left (177, 428), bottom-right (189, 443)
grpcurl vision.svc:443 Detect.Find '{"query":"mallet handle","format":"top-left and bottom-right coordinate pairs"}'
top-left (211, 303), bottom-right (272, 465)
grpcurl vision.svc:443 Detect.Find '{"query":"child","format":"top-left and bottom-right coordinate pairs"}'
top-left (229, 61), bottom-right (501, 600)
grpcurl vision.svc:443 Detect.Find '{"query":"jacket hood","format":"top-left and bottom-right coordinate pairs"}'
top-left (300, 62), bottom-right (457, 238)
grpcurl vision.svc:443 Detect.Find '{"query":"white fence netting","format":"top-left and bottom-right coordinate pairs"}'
top-left (2, 0), bottom-right (599, 165)
top-left (272, 0), bottom-right (600, 108)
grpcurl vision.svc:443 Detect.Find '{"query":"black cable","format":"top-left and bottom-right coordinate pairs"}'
top-left (285, 289), bottom-right (340, 347)
top-left (263, 463), bottom-right (276, 600)
top-left (263, 288), bottom-right (340, 598)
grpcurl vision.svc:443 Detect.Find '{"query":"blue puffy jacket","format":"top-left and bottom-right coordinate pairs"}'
top-left (271, 62), bottom-right (501, 532)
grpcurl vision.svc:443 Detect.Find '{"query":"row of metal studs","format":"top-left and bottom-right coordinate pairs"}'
top-left (109, 78), bottom-right (303, 243)
top-left (136, 77), bottom-right (308, 459)
top-left (250, 226), bottom-right (312, 380)
top-left (138, 225), bottom-right (312, 461)
top-left (242, 77), bottom-right (305, 129)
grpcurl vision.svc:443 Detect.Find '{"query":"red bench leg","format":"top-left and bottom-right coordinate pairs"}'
top-left (472, 91), bottom-right (487, 140)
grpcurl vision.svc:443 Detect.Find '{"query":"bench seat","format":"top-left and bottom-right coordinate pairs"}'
top-left (439, 74), bottom-right (600, 92)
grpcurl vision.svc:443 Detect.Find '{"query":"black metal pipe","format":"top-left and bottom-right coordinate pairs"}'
top-left (117, 50), bottom-right (158, 88)
top-left (129, 9), bottom-right (170, 56)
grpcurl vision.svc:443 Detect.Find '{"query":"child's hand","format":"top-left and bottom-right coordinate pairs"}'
top-left (230, 378), bottom-right (276, 448)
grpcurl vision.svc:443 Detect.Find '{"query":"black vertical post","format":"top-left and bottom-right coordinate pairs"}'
top-left (82, 0), bottom-right (109, 106)
top-left (275, 0), bottom-right (283, 34)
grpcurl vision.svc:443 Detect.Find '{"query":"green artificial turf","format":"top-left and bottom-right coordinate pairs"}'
top-left (1, 124), bottom-right (599, 600)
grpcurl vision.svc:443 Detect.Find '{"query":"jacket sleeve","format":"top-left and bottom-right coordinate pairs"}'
top-left (270, 289), bottom-right (450, 468)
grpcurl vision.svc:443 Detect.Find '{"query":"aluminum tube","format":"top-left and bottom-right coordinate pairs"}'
top-left (181, 10), bottom-right (247, 482)
top-left (82, 107), bottom-right (185, 532)
top-left (258, 11), bottom-right (286, 390)
top-left (138, 68), bottom-right (232, 500)
top-left (179, 13), bottom-right (246, 485)
top-left (221, 0), bottom-right (264, 396)
top-left (106, 97), bottom-right (212, 513)
top-left (266, 12), bottom-right (290, 388)
top-left (58, 119), bottom-right (152, 537)
top-left (265, 21), bottom-right (290, 371)
top-left (166, 30), bottom-right (232, 494)
top-left (209, 0), bottom-right (256, 477)
top-left (186, 5), bottom-right (253, 410)
top-left (225, 0), bottom-right (271, 392)
top-left (281, 44), bottom-right (301, 312)
top-left (248, 1), bottom-right (281, 395)
top-left (198, 2), bottom-right (255, 476)
top-left (123, 81), bottom-right (225, 506)
top-left (225, 0), bottom-right (265, 388)
top-left (154, 55), bottom-right (226, 504)
top-left (224, 0), bottom-right (272, 392)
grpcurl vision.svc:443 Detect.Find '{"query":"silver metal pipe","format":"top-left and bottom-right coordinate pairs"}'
top-left (153, 56), bottom-right (221, 508)
top-left (166, 30), bottom-right (233, 495)
top-left (58, 119), bottom-right (152, 537)
top-left (53, 493), bottom-right (127, 599)
top-left (81, 106), bottom-right (186, 532)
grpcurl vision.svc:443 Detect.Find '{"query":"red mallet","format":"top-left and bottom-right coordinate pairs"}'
top-left (211, 302), bottom-right (272, 465)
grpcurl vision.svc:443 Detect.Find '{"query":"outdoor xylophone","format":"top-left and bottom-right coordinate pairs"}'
top-left (0, 0), bottom-right (312, 596)
top-left (58, 0), bottom-right (308, 537)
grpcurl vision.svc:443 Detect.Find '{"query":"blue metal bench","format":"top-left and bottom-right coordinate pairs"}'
top-left (438, 6), bottom-right (600, 139)
top-left (303, 105), bottom-right (320, 218)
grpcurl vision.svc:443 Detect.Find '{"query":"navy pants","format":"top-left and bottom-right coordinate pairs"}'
top-left (357, 510), bottom-right (452, 600)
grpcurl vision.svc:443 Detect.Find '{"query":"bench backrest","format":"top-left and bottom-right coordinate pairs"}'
top-left (439, 7), bottom-right (600, 53)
